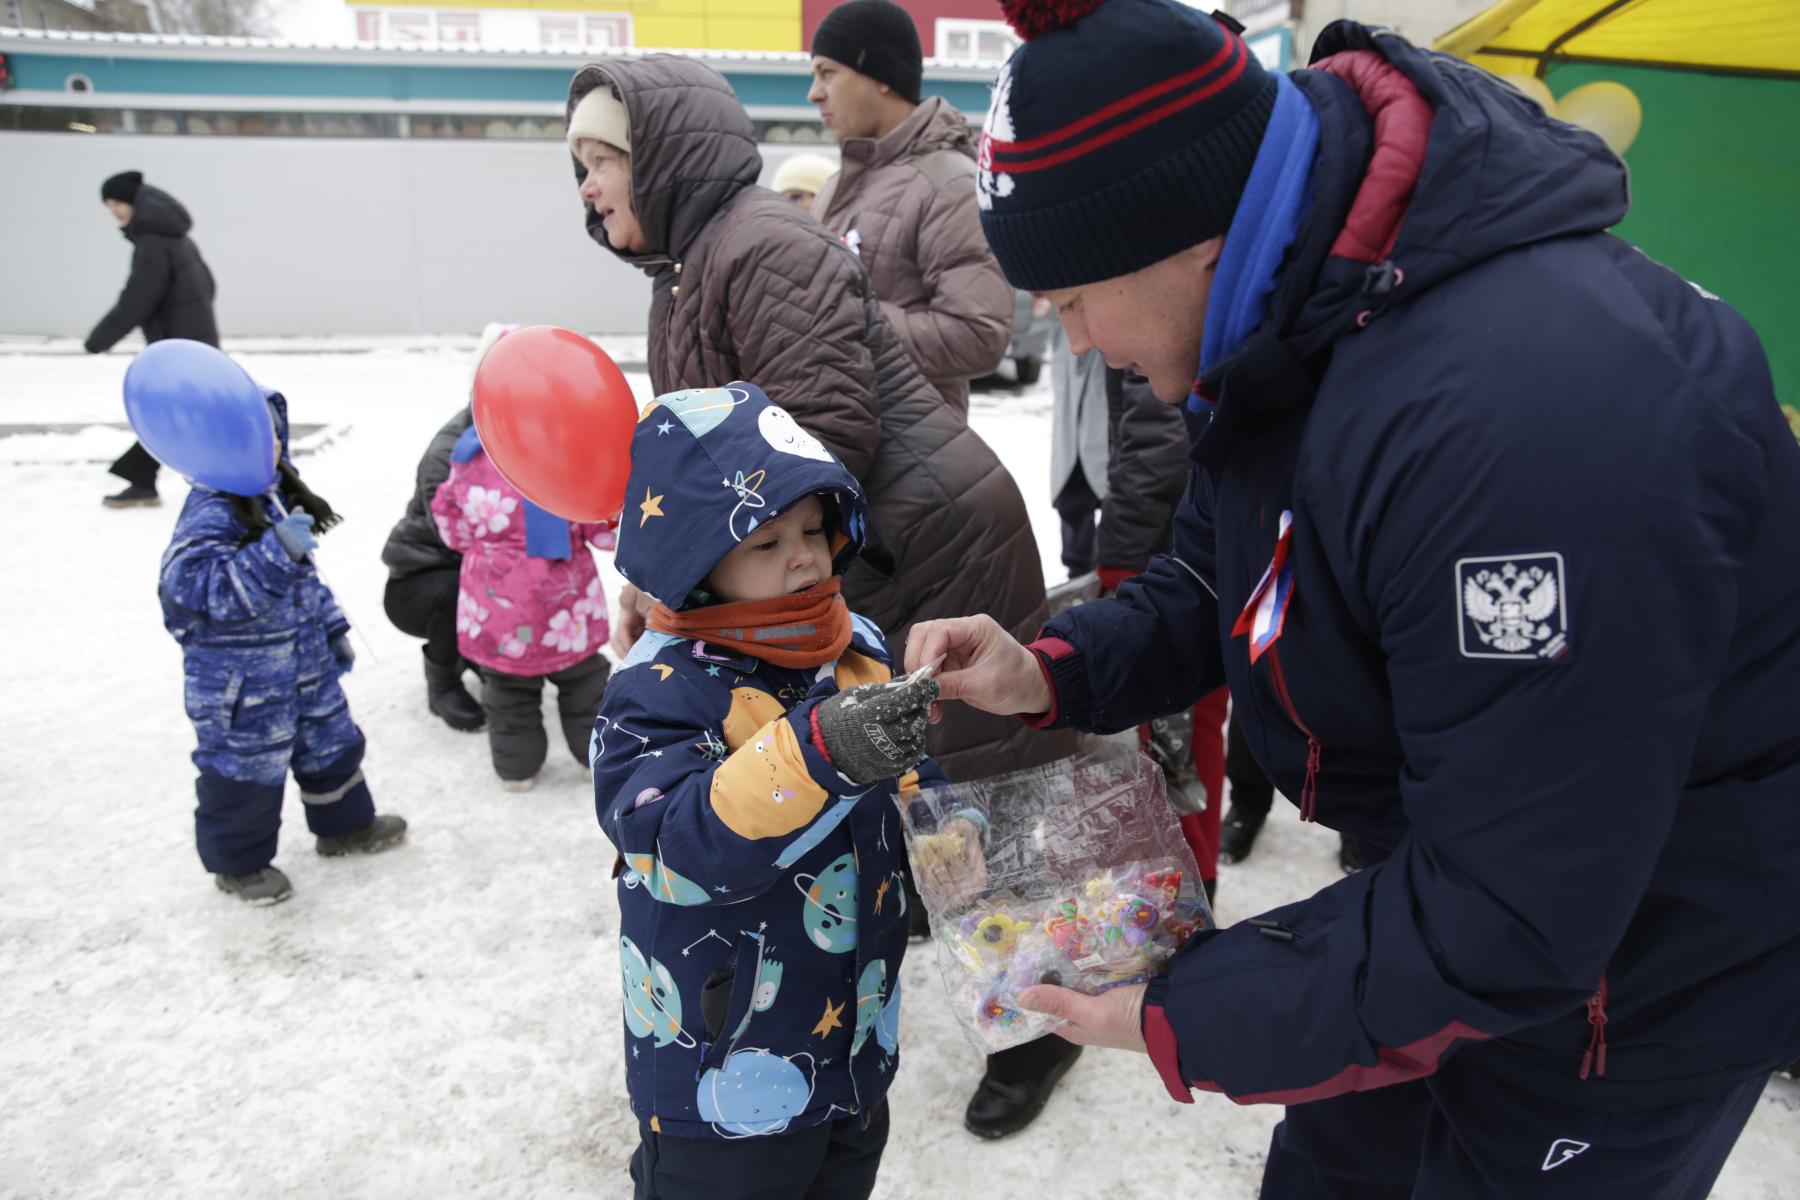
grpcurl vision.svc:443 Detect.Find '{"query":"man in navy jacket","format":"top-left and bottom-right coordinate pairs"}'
top-left (910, 1), bottom-right (1800, 1194)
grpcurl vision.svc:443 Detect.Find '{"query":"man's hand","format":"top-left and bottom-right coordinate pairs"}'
top-left (611, 581), bottom-right (650, 658)
top-left (1017, 981), bottom-right (1148, 1053)
top-left (904, 615), bottom-right (1051, 722)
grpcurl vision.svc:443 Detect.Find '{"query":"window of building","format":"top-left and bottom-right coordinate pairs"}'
top-left (387, 11), bottom-right (432, 43)
top-left (539, 15), bottom-right (580, 45)
top-left (437, 12), bottom-right (480, 44)
top-left (934, 18), bottom-right (1018, 64)
top-left (584, 14), bottom-right (629, 47)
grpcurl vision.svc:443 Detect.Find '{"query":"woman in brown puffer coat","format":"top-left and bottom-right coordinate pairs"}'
top-left (566, 55), bottom-right (1072, 784)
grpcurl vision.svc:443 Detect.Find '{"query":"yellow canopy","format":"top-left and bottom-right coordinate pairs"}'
top-left (1434, 0), bottom-right (1800, 80)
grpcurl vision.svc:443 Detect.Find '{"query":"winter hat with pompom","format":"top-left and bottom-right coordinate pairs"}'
top-left (977, 0), bottom-right (1277, 291)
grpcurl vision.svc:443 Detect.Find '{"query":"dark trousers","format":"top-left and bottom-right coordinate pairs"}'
top-left (189, 668), bottom-right (373, 876)
top-left (631, 1103), bottom-right (888, 1200)
top-left (110, 441), bottom-right (161, 488)
top-left (1226, 712), bottom-right (1275, 818)
top-left (1261, 1056), bottom-right (1768, 1200)
top-left (383, 570), bottom-right (461, 666)
top-left (481, 654), bottom-right (612, 781)
top-left (1053, 472), bottom-right (1100, 578)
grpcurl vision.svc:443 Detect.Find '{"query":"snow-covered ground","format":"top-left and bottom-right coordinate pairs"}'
top-left (1, 343), bottom-right (1794, 1199)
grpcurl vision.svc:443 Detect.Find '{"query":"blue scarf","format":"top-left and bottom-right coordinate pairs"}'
top-left (451, 425), bottom-right (571, 560)
top-left (1191, 73), bottom-right (1321, 412)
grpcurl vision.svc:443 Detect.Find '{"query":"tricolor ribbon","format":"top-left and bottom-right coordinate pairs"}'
top-left (1232, 510), bottom-right (1295, 664)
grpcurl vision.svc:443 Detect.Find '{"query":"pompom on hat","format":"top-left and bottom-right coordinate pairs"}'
top-left (977, 0), bottom-right (1277, 292)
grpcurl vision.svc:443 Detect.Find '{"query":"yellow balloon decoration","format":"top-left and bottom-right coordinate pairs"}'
top-left (1555, 81), bottom-right (1643, 156)
top-left (1496, 73), bottom-right (1557, 114)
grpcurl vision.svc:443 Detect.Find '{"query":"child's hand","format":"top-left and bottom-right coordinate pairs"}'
top-left (331, 634), bottom-right (356, 674)
top-left (813, 672), bottom-right (939, 786)
top-left (911, 817), bottom-right (988, 911)
top-left (273, 512), bottom-right (317, 561)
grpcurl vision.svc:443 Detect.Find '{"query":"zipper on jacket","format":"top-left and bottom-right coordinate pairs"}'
top-left (1579, 975), bottom-right (1609, 1080)
top-left (1265, 645), bottom-right (1325, 822)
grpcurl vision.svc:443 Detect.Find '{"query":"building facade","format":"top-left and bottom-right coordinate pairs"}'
top-left (0, 28), bottom-right (996, 337)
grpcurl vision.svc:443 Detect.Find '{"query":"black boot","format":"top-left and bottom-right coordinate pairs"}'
top-left (1218, 800), bottom-right (1268, 864)
top-left (102, 483), bottom-right (161, 508)
top-left (424, 648), bottom-right (484, 732)
top-left (964, 1036), bottom-right (1083, 1139)
top-left (1338, 834), bottom-right (1364, 875)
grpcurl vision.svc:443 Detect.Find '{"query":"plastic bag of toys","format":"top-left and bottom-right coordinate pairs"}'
top-left (901, 743), bottom-right (1213, 1052)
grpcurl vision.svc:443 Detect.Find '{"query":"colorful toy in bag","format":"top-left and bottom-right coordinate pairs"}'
top-left (900, 744), bottom-right (1213, 1052)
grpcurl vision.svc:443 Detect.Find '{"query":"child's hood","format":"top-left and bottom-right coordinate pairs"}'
top-left (266, 388), bottom-right (291, 459)
top-left (615, 382), bottom-right (866, 610)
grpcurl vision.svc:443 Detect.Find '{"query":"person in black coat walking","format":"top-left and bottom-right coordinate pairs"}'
top-left (86, 170), bottom-right (219, 508)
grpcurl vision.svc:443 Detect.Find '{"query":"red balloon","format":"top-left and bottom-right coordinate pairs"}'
top-left (471, 326), bottom-right (636, 522)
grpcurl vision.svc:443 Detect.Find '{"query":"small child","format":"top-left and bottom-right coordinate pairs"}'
top-left (160, 389), bottom-right (406, 906)
top-left (594, 384), bottom-right (944, 1199)
top-left (431, 424), bottom-right (615, 791)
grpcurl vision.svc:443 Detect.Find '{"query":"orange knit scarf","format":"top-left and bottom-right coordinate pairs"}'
top-left (647, 577), bottom-right (852, 669)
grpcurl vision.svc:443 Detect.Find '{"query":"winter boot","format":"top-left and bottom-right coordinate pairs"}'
top-left (317, 813), bottom-right (408, 857)
top-left (103, 483), bottom-right (161, 508)
top-left (501, 776), bottom-right (537, 794)
top-left (1218, 801), bottom-right (1268, 864)
top-left (965, 1037), bottom-right (1084, 1139)
top-left (424, 648), bottom-right (484, 732)
top-left (1338, 834), bottom-right (1363, 875)
top-left (214, 866), bottom-right (293, 906)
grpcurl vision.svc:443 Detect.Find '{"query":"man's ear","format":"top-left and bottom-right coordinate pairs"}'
top-left (1192, 235), bottom-right (1226, 271)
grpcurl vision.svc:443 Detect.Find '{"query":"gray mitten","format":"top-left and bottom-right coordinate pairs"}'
top-left (813, 672), bottom-right (940, 786)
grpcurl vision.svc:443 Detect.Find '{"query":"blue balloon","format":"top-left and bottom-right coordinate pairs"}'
top-left (123, 339), bottom-right (277, 496)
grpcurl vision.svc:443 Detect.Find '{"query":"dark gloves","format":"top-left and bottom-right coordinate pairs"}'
top-left (813, 671), bottom-right (940, 787)
top-left (273, 512), bottom-right (317, 561)
top-left (331, 634), bottom-right (355, 674)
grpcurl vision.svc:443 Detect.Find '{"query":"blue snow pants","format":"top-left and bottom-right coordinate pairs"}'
top-left (185, 660), bottom-right (373, 875)
top-left (1259, 1051), bottom-right (1768, 1199)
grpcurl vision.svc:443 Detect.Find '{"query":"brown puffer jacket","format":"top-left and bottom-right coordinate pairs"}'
top-left (812, 97), bottom-right (1013, 420)
top-left (566, 56), bottom-right (1072, 780)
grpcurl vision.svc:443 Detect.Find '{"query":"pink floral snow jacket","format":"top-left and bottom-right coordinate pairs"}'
top-left (430, 449), bottom-right (614, 676)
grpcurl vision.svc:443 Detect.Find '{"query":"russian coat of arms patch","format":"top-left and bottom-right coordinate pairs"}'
top-left (1456, 553), bottom-right (1570, 662)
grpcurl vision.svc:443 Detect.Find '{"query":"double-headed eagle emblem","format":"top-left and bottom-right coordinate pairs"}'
top-left (1463, 562), bottom-right (1559, 653)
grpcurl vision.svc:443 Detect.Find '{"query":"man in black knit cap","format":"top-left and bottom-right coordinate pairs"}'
top-left (86, 169), bottom-right (219, 508)
top-left (907, 0), bottom-right (1800, 1195)
top-left (809, 0), bottom-right (1066, 1144)
top-left (807, 0), bottom-right (1012, 420)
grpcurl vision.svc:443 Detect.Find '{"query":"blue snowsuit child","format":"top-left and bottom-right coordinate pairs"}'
top-left (594, 384), bottom-right (945, 1199)
top-left (161, 390), bottom-right (402, 900)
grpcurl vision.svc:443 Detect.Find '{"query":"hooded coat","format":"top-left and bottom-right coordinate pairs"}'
top-left (429, 443), bottom-right (614, 676)
top-left (86, 184), bottom-right (219, 353)
top-left (594, 383), bottom-right (941, 1140)
top-left (1033, 25), bottom-right (1800, 1112)
top-left (812, 96), bottom-right (1015, 419)
top-left (381, 407), bottom-right (472, 582)
top-left (566, 57), bottom-right (1070, 782)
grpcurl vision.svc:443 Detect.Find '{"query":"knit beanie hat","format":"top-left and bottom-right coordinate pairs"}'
top-left (771, 153), bottom-right (838, 197)
top-left (811, 0), bottom-right (923, 106)
top-left (566, 84), bottom-right (631, 157)
top-left (100, 170), bottom-right (143, 205)
top-left (977, 0), bottom-right (1277, 291)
